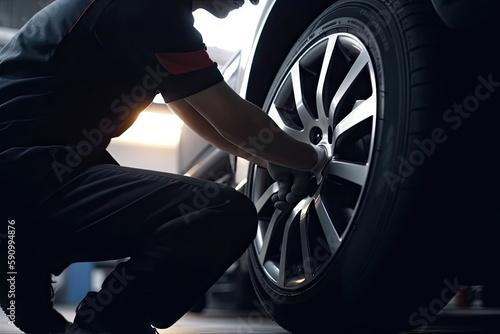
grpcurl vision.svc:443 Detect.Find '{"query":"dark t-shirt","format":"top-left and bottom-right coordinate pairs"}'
top-left (0, 0), bottom-right (223, 152)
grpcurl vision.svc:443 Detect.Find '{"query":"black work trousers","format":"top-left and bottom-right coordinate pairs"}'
top-left (0, 146), bottom-right (258, 333)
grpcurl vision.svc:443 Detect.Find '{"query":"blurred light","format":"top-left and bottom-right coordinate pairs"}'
top-left (113, 111), bottom-right (184, 147)
top-left (112, 3), bottom-right (262, 148)
top-left (193, 2), bottom-right (262, 51)
top-left (235, 178), bottom-right (247, 192)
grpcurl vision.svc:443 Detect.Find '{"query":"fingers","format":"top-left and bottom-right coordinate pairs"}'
top-left (272, 181), bottom-right (295, 211)
top-left (274, 199), bottom-right (292, 211)
top-left (285, 192), bottom-right (302, 206)
top-left (290, 172), bottom-right (310, 195)
top-left (272, 172), bottom-right (311, 210)
top-left (272, 177), bottom-right (292, 210)
top-left (277, 178), bottom-right (291, 201)
top-left (286, 172), bottom-right (310, 205)
top-left (267, 163), bottom-right (313, 210)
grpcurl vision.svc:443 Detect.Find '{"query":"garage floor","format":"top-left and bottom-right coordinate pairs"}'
top-left (1, 306), bottom-right (500, 333)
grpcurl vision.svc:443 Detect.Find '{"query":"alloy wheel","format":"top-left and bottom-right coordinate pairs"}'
top-left (250, 32), bottom-right (377, 290)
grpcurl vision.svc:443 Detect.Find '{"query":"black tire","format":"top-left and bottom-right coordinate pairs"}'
top-left (246, 0), bottom-right (457, 333)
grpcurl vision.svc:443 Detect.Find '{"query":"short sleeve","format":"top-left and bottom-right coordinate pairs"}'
top-left (158, 62), bottom-right (223, 103)
top-left (92, 0), bottom-right (224, 101)
top-left (93, 0), bottom-right (206, 68)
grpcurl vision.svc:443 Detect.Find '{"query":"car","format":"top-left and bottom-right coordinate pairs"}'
top-left (179, 0), bottom-right (500, 332)
top-left (2, 0), bottom-right (500, 332)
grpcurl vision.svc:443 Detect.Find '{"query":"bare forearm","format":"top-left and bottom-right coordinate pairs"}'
top-left (225, 103), bottom-right (318, 170)
top-left (218, 140), bottom-right (268, 168)
top-left (167, 101), bottom-right (267, 167)
top-left (185, 82), bottom-right (319, 171)
top-left (195, 129), bottom-right (268, 168)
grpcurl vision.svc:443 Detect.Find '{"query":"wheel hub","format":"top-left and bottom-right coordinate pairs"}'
top-left (250, 32), bottom-right (377, 290)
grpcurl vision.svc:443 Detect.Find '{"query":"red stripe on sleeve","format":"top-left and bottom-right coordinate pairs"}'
top-left (156, 50), bottom-right (215, 75)
top-left (68, 0), bottom-right (97, 34)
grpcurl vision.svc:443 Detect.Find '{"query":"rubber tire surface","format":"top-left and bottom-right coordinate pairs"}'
top-left (247, 0), bottom-right (458, 333)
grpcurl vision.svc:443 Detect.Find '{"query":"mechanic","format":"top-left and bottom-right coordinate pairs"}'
top-left (0, 0), bottom-right (328, 333)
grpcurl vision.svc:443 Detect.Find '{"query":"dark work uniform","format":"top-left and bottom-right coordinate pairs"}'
top-left (0, 0), bottom-right (257, 333)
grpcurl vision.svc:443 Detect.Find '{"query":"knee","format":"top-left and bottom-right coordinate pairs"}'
top-left (219, 186), bottom-right (258, 240)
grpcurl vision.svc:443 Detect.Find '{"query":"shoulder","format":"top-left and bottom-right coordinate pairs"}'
top-left (95, 0), bottom-right (203, 53)
top-left (98, 0), bottom-right (193, 27)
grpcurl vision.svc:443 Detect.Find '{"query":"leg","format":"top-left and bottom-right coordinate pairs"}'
top-left (37, 164), bottom-right (257, 330)
top-left (0, 213), bottom-right (70, 334)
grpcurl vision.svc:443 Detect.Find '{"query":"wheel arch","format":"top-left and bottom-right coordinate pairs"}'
top-left (244, 0), bottom-right (336, 107)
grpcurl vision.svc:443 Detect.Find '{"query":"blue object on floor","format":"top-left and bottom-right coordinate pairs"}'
top-left (65, 262), bottom-right (93, 304)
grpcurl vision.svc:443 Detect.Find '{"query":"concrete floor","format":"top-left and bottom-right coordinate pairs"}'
top-left (0, 306), bottom-right (291, 334)
top-left (1, 305), bottom-right (500, 333)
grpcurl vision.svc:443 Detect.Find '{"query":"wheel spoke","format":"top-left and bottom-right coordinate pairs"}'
top-left (325, 160), bottom-right (369, 186)
top-left (316, 35), bottom-right (338, 122)
top-left (329, 50), bottom-right (370, 120)
top-left (333, 95), bottom-right (376, 139)
top-left (255, 183), bottom-right (279, 212)
top-left (268, 104), bottom-right (308, 142)
top-left (300, 210), bottom-right (313, 280)
top-left (316, 197), bottom-right (341, 252)
top-left (291, 64), bottom-right (318, 130)
top-left (257, 210), bottom-right (281, 264)
top-left (267, 104), bottom-right (288, 131)
top-left (277, 199), bottom-right (311, 287)
top-left (277, 210), bottom-right (297, 287)
top-left (251, 32), bottom-right (377, 290)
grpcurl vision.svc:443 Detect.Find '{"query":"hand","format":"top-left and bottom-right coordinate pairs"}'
top-left (311, 145), bottom-right (329, 183)
top-left (267, 163), bottom-right (312, 211)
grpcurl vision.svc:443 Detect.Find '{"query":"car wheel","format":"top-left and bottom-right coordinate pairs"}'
top-left (247, 0), bottom-right (454, 332)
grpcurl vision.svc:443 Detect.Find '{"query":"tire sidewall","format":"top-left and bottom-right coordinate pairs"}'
top-left (248, 0), bottom-right (447, 331)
